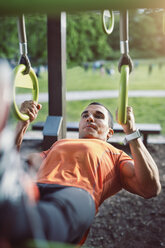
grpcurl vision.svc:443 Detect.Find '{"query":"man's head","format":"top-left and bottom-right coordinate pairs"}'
top-left (79, 102), bottom-right (114, 141)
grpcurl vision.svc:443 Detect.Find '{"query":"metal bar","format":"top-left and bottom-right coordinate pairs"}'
top-left (47, 14), bottom-right (66, 120)
top-left (17, 15), bottom-right (26, 43)
top-left (120, 10), bottom-right (129, 54)
top-left (17, 15), bottom-right (28, 55)
top-left (43, 13), bottom-right (66, 148)
top-left (0, 0), bottom-right (165, 16)
top-left (43, 116), bottom-right (63, 149)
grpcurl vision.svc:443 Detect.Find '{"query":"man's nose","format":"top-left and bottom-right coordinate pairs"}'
top-left (87, 114), bottom-right (94, 122)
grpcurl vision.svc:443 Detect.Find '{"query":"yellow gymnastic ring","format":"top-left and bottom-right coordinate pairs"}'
top-left (118, 65), bottom-right (129, 124)
top-left (13, 64), bottom-right (39, 121)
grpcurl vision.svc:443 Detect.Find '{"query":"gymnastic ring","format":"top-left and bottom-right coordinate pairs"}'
top-left (102, 10), bottom-right (114, 35)
top-left (118, 65), bottom-right (129, 124)
top-left (13, 64), bottom-right (39, 121)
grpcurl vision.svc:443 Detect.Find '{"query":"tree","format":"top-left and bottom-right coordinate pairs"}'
top-left (129, 10), bottom-right (160, 58)
top-left (0, 15), bottom-right (47, 67)
top-left (0, 16), bottom-right (18, 64)
top-left (67, 12), bottom-right (112, 66)
top-left (146, 9), bottom-right (165, 57)
top-left (0, 11), bottom-right (164, 68)
top-left (26, 15), bottom-right (47, 66)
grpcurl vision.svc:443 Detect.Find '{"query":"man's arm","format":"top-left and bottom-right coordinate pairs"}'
top-left (15, 100), bottom-right (42, 151)
top-left (26, 152), bottom-right (44, 172)
top-left (15, 120), bottom-right (29, 151)
top-left (119, 107), bottom-right (161, 198)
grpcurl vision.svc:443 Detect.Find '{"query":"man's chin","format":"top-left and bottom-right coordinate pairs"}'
top-left (79, 133), bottom-right (98, 139)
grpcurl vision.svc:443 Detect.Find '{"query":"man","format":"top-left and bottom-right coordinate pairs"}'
top-left (0, 99), bottom-right (161, 246)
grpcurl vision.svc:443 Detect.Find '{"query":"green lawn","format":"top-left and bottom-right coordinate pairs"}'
top-left (17, 59), bottom-right (165, 134)
top-left (66, 63), bottom-right (165, 91)
top-left (33, 97), bottom-right (165, 134)
top-left (34, 59), bottom-right (165, 92)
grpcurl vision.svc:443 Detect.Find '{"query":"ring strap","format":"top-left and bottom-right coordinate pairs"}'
top-left (17, 15), bottom-right (31, 74)
top-left (118, 10), bottom-right (133, 73)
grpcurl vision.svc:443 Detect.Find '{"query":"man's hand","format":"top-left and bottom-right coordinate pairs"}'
top-left (116, 106), bottom-right (136, 134)
top-left (20, 100), bottom-right (42, 124)
top-left (15, 100), bottom-right (42, 151)
top-left (118, 106), bottom-right (161, 198)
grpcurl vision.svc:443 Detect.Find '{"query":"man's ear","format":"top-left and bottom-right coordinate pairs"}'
top-left (107, 128), bottom-right (114, 140)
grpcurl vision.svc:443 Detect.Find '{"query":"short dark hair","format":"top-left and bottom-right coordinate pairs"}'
top-left (88, 102), bottom-right (114, 129)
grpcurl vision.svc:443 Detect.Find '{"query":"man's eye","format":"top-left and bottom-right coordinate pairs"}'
top-left (95, 114), bottom-right (102, 119)
top-left (82, 114), bottom-right (88, 118)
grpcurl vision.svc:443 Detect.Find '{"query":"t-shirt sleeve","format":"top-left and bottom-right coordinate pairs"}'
top-left (40, 143), bottom-right (56, 159)
top-left (118, 150), bottom-right (133, 165)
top-left (40, 150), bottom-right (50, 159)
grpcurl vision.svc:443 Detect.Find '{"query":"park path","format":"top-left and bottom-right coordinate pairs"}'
top-left (16, 90), bottom-right (165, 104)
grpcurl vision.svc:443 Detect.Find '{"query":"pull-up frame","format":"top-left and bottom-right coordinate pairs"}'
top-left (0, 0), bottom-right (164, 16)
top-left (43, 13), bottom-right (66, 149)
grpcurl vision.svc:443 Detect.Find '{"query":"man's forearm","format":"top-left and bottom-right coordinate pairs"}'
top-left (15, 121), bottom-right (29, 151)
top-left (26, 153), bottom-right (44, 171)
top-left (129, 137), bottom-right (161, 197)
top-left (14, 101), bottom-right (42, 151)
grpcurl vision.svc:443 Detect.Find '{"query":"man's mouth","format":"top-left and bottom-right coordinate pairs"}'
top-left (86, 124), bottom-right (97, 130)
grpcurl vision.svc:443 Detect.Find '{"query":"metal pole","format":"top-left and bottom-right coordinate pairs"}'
top-left (120, 10), bottom-right (129, 55)
top-left (43, 13), bottom-right (66, 149)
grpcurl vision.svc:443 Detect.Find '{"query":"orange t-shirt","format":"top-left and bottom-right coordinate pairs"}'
top-left (37, 139), bottom-right (133, 211)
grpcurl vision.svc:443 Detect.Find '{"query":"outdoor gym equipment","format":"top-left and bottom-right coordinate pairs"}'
top-left (13, 15), bottom-right (39, 121)
top-left (0, 0), bottom-right (164, 16)
top-left (118, 10), bottom-right (133, 124)
top-left (118, 65), bottom-right (129, 124)
top-left (102, 9), bottom-right (133, 124)
top-left (102, 10), bottom-right (114, 35)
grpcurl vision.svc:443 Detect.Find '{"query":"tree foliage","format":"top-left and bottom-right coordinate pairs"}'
top-left (67, 12), bottom-right (112, 65)
top-left (0, 17), bottom-right (18, 61)
top-left (0, 10), bottom-right (164, 67)
top-left (129, 10), bottom-right (161, 58)
top-left (26, 15), bottom-right (47, 66)
top-left (0, 15), bottom-right (47, 67)
top-left (67, 10), bottom-right (165, 65)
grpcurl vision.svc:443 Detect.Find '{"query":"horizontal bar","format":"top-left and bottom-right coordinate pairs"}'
top-left (0, 0), bottom-right (165, 16)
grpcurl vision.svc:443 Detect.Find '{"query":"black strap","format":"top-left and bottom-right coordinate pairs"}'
top-left (19, 54), bottom-right (31, 74)
top-left (118, 54), bottom-right (133, 73)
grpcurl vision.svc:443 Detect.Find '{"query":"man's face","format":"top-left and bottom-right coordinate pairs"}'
top-left (79, 104), bottom-right (113, 141)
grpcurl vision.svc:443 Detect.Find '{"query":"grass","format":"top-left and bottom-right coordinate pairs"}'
top-left (33, 97), bottom-right (165, 134)
top-left (17, 59), bottom-right (165, 134)
top-left (66, 60), bottom-right (165, 91)
top-left (31, 59), bottom-right (165, 93)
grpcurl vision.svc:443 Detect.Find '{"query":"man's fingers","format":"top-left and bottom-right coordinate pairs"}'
top-left (28, 110), bottom-right (38, 122)
top-left (20, 100), bottom-right (42, 123)
top-left (30, 106), bottom-right (38, 115)
top-left (37, 104), bottom-right (42, 110)
top-left (20, 101), bottom-right (41, 113)
top-left (26, 109), bottom-right (35, 121)
top-left (30, 102), bottom-right (42, 111)
top-left (127, 106), bottom-right (133, 113)
top-left (127, 106), bottom-right (134, 119)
